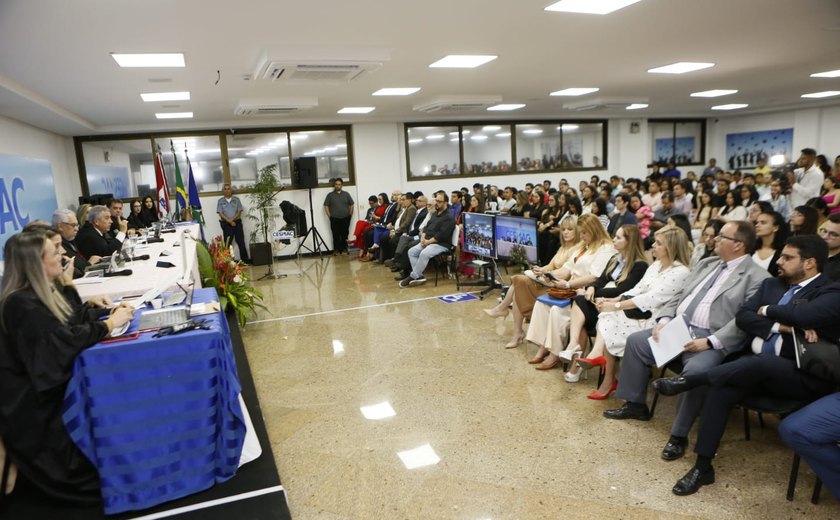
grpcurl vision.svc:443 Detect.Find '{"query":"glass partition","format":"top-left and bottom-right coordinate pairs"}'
top-left (81, 139), bottom-right (152, 199)
top-left (152, 135), bottom-right (224, 193)
top-left (462, 124), bottom-right (512, 174)
top-left (228, 132), bottom-right (292, 189)
top-left (649, 119), bottom-right (705, 166)
top-left (515, 124), bottom-right (562, 170)
top-left (406, 126), bottom-right (460, 177)
top-left (289, 130), bottom-right (350, 184)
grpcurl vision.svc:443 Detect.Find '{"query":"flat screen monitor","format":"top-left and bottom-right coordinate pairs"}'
top-left (462, 212), bottom-right (497, 259)
top-left (495, 215), bottom-right (538, 264)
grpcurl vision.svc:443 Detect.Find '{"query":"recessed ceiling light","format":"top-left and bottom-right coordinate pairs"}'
top-left (544, 0), bottom-right (642, 15)
top-left (429, 55), bottom-right (497, 68)
top-left (810, 69), bottom-right (840, 78)
top-left (496, 132), bottom-right (512, 137)
top-left (626, 103), bottom-right (649, 110)
top-left (523, 129), bottom-right (544, 135)
top-left (550, 87), bottom-right (600, 96)
top-left (337, 107), bottom-right (375, 114)
top-left (711, 103), bottom-right (749, 110)
top-left (450, 137), bottom-right (459, 142)
top-left (483, 125), bottom-right (502, 131)
top-left (801, 91), bottom-right (840, 99)
top-left (140, 91), bottom-right (190, 102)
top-left (487, 104), bottom-right (525, 111)
top-left (648, 62), bottom-right (715, 74)
top-left (372, 87), bottom-right (421, 96)
top-left (471, 135), bottom-right (488, 141)
top-left (561, 124), bottom-right (579, 131)
top-left (691, 89), bottom-right (738, 98)
top-left (425, 134), bottom-right (445, 140)
top-left (111, 53), bottom-right (185, 68)
top-left (155, 112), bottom-right (193, 119)
top-left (408, 138), bottom-right (423, 144)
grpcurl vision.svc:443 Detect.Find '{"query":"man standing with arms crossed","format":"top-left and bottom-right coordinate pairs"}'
top-left (323, 178), bottom-right (354, 255)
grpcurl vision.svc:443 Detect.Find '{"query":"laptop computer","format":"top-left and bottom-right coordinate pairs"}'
top-left (138, 283), bottom-right (194, 330)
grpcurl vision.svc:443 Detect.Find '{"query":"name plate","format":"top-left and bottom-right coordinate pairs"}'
top-left (272, 230), bottom-right (296, 239)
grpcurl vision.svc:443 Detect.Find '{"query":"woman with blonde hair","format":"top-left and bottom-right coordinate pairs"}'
top-left (0, 231), bottom-right (134, 503)
top-left (527, 224), bottom-right (648, 369)
top-left (483, 215), bottom-right (582, 348)
top-left (518, 214), bottom-right (616, 368)
top-left (574, 225), bottom-right (693, 395)
top-left (76, 203), bottom-right (91, 227)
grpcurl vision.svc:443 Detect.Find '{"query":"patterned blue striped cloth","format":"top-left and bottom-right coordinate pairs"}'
top-left (62, 288), bottom-right (246, 514)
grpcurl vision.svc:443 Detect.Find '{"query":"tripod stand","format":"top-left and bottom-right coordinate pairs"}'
top-left (296, 187), bottom-right (329, 256)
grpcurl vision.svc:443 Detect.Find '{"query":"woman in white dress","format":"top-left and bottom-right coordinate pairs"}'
top-left (523, 214), bottom-right (616, 371)
top-left (575, 225), bottom-right (693, 398)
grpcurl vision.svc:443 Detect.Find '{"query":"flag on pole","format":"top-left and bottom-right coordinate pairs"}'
top-left (185, 151), bottom-right (206, 240)
top-left (171, 140), bottom-right (188, 220)
top-left (153, 144), bottom-right (170, 218)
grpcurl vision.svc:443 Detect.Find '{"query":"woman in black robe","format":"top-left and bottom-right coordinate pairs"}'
top-left (0, 231), bottom-right (134, 504)
top-left (140, 196), bottom-right (159, 226)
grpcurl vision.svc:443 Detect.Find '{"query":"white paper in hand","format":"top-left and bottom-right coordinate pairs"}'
top-left (648, 315), bottom-right (693, 368)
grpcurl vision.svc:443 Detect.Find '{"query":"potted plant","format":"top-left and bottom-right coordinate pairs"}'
top-left (246, 163), bottom-right (282, 266)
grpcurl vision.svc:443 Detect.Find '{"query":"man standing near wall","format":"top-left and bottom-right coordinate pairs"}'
top-left (788, 148), bottom-right (823, 209)
top-left (217, 183), bottom-right (251, 264)
top-left (324, 177), bottom-right (354, 255)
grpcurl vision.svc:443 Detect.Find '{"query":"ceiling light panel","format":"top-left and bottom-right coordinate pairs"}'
top-left (647, 62), bottom-right (714, 74)
top-left (429, 55), bottom-right (497, 68)
top-left (372, 88), bottom-right (421, 96)
top-left (155, 112), bottom-right (193, 119)
top-left (801, 91), bottom-right (840, 98)
top-left (690, 89), bottom-right (738, 98)
top-left (711, 103), bottom-right (748, 110)
top-left (810, 69), bottom-right (840, 78)
top-left (626, 103), bottom-right (649, 110)
top-left (544, 0), bottom-right (642, 15)
top-left (337, 107), bottom-right (375, 114)
top-left (550, 87), bottom-right (600, 96)
top-left (487, 104), bottom-right (525, 111)
top-left (141, 91), bottom-right (191, 102)
top-left (112, 53), bottom-right (185, 67)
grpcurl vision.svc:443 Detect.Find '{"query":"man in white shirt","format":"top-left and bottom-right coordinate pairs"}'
top-left (672, 183), bottom-right (693, 215)
top-left (788, 148), bottom-right (823, 209)
top-left (498, 187), bottom-right (517, 213)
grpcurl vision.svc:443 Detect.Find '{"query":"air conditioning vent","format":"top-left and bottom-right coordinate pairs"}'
top-left (234, 98), bottom-right (318, 116)
top-left (253, 46), bottom-right (390, 84)
top-left (413, 95), bottom-right (502, 113)
top-left (562, 97), bottom-right (648, 112)
top-left (261, 63), bottom-right (377, 83)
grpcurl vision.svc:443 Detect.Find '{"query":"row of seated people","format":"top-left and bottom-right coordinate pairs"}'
top-left (0, 225), bottom-right (136, 504)
top-left (483, 212), bottom-right (840, 499)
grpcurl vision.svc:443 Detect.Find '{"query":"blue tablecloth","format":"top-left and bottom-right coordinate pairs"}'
top-left (62, 288), bottom-right (246, 515)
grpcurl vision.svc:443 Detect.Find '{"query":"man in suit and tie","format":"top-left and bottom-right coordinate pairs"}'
top-left (378, 192), bottom-right (417, 263)
top-left (52, 208), bottom-right (103, 278)
top-left (74, 205), bottom-right (125, 259)
top-left (654, 235), bottom-right (840, 495)
top-left (603, 221), bottom-right (770, 460)
top-left (391, 195), bottom-right (430, 275)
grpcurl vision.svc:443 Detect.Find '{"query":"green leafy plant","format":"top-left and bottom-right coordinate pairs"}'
top-left (195, 235), bottom-right (268, 326)
top-left (246, 163), bottom-right (283, 244)
top-left (509, 244), bottom-right (529, 269)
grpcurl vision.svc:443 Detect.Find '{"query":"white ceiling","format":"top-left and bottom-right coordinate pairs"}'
top-left (1, 0), bottom-right (840, 136)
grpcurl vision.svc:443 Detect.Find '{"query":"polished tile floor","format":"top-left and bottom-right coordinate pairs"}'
top-left (243, 255), bottom-right (838, 520)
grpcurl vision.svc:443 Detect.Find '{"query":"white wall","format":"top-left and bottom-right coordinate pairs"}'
top-left (0, 115), bottom-right (80, 210)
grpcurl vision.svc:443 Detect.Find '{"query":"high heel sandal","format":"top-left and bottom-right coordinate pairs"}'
top-left (577, 355), bottom-right (607, 371)
top-left (587, 379), bottom-right (619, 400)
top-left (528, 350), bottom-right (549, 364)
top-left (483, 308), bottom-right (510, 319)
top-left (558, 346), bottom-right (582, 363)
top-left (505, 334), bottom-right (524, 349)
top-left (535, 354), bottom-right (561, 370)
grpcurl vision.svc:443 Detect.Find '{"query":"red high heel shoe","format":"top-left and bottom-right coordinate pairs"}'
top-left (587, 379), bottom-right (618, 400)
top-left (577, 355), bottom-right (606, 371)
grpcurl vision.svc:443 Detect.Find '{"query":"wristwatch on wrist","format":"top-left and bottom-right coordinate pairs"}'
top-left (614, 302), bottom-right (621, 310)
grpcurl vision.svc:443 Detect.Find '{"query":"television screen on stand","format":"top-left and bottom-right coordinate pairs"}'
top-left (463, 212), bottom-right (497, 259)
top-left (495, 215), bottom-right (538, 264)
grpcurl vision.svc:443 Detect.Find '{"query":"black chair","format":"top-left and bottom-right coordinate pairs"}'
top-left (432, 225), bottom-right (461, 287)
top-left (648, 358), bottom-right (684, 418)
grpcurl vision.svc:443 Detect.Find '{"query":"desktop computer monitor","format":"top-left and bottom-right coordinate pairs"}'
top-left (462, 212), bottom-right (497, 259)
top-left (495, 215), bottom-right (538, 264)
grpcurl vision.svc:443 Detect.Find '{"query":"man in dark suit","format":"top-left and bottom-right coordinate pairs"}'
top-left (378, 192), bottom-right (417, 263)
top-left (606, 193), bottom-right (637, 237)
top-left (604, 221), bottom-right (770, 462)
top-left (654, 235), bottom-right (840, 495)
top-left (391, 195), bottom-right (429, 274)
top-left (52, 208), bottom-right (103, 278)
top-left (75, 205), bottom-right (124, 259)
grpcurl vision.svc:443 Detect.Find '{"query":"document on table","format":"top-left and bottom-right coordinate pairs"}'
top-left (648, 315), bottom-right (692, 368)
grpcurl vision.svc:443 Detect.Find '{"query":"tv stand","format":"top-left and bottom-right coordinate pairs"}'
top-left (457, 258), bottom-right (504, 299)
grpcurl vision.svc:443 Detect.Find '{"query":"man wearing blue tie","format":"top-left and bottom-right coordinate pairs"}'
top-left (653, 235), bottom-right (840, 496)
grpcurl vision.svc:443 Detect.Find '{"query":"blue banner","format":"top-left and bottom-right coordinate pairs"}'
top-left (437, 293), bottom-right (479, 304)
top-left (0, 153), bottom-right (59, 258)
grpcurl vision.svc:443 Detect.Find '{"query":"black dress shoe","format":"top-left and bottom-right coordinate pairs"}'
top-left (653, 376), bottom-right (693, 396)
top-left (394, 273), bottom-right (408, 281)
top-left (661, 435), bottom-right (688, 461)
top-left (673, 467), bottom-right (715, 496)
top-left (603, 402), bottom-right (651, 421)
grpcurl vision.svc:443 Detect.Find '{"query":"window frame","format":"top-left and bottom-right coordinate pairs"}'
top-left (647, 118), bottom-right (707, 167)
